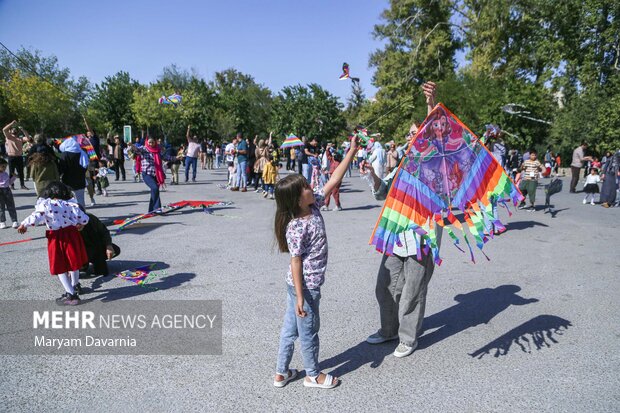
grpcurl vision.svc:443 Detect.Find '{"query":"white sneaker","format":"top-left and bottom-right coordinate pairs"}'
top-left (0, 223), bottom-right (6, 229)
top-left (590, 201), bottom-right (595, 205)
top-left (333, 206), bottom-right (343, 211)
top-left (269, 194), bottom-right (274, 200)
top-left (12, 222), bottom-right (18, 228)
top-left (394, 342), bottom-right (418, 358)
top-left (582, 199), bottom-right (587, 204)
top-left (320, 206), bottom-right (328, 211)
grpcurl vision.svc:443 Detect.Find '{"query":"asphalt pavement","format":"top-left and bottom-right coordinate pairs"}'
top-left (0, 166), bottom-right (618, 412)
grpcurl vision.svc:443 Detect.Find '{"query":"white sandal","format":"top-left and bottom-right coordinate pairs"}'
top-left (273, 369), bottom-right (298, 388)
top-left (303, 373), bottom-right (339, 389)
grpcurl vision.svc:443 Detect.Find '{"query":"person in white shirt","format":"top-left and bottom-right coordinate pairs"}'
top-left (225, 138), bottom-right (237, 188)
top-left (582, 168), bottom-right (601, 205)
top-left (185, 126), bottom-right (201, 183)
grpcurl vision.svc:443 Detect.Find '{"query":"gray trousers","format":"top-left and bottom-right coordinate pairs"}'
top-left (376, 253), bottom-right (435, 347)
top-left (0, 187), bottom-right (17, 223)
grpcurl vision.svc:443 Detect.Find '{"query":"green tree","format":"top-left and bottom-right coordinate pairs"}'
top-left (0, 47), bottom-right (88, 135)
top-left (366, 0), bottom-right (459, 140)
top-left (88, 71), bottom-right (139, 134)
top-left (271, 84), bottom-right (346, 143)
top-left (211, 68), bottom-right (272, 138)
top-left (2, 70), bottom-right (75, 135)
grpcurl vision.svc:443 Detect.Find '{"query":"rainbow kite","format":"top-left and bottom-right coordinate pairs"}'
top-left (112, 200), bottom-right (233, 234)
top-left (369, 103), bottom-right (523, 264)
top-left (158, 93), bottom-right (182, 106)
top-left (115, 264), bottom-right (162, 286)
top-left (55, 134), bottom-right (98, 161)
top-left (339, 63), bottom-right (360, 83)
top-left (280, 134), bottom-right (304, 149)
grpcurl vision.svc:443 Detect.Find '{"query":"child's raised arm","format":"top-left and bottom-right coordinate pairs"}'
top-left (323, 138), bottom-right (358, 198)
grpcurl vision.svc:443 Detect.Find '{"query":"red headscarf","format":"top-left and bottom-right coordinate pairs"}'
top-left (144, 140), bottom-right (166, 187)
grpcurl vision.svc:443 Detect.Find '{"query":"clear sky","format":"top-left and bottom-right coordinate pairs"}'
top-left (0, 0), bottom-right (388, 103)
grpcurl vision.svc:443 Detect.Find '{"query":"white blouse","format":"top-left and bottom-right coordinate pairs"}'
top-left (21, 198), bottom-right (89, 230)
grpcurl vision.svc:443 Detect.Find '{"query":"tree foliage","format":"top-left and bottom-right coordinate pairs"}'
top-left (271, 84), bottom-right (346, 142)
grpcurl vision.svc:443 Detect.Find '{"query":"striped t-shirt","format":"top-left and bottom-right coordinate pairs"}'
top-left (522, 159), bottom-right (542, 180)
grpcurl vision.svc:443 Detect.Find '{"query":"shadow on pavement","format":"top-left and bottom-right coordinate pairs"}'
top-left (112, 221), bottom-right (182, 235)
top-left (503, 220), bottom-right (549, 231)
top-left (469, 315), bottom-right (572, 358)
top-left (544, 207), bottom-right (570, 218)
top-left (418, 285), bottom-right (538, 350)
top-left (319, 341), bottom-right (394, 378)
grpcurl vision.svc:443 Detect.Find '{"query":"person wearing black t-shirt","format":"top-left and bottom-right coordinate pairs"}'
top-left (302, 137), bottom-right (319, 182)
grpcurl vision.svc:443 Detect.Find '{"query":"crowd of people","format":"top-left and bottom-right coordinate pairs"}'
top-left (1, 80), bottom-right (619, 390)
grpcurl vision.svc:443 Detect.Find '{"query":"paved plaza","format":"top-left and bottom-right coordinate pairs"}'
top-left (0, 167), bottom-right (618, 412)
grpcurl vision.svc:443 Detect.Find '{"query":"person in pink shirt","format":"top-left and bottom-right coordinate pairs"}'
top-left (2, 120), bottom-right (30, 190)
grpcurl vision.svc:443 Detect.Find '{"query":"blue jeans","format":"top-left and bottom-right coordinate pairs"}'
top-left (142, 173), bottom-right (161, 212)
top-left (235, 160), bottom-right (247, 188)
top-left (276, 285), bottom-right (321, 377)
top-left (264, 184), bottom-right (274, 195)
top-left (302, 163), bottom-right (312, 183)
top-left (185, 156), bottom-right (198, 181)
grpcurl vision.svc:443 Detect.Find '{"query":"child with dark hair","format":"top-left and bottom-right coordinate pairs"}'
top-left (0, 158), bottom-right (18, 228)
top-left (96, 160), bottom-right (110, 197)
top-left (17, 181), bottom-right (89, 305)
top-left (518, 150), bottom-right (543, 211)
top-left (271, 136), bottom-right (357, 389)
top-left (261, 154), bottom-right (278, 199)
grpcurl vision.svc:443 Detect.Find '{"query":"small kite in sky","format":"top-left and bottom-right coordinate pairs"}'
top-left (339, 63), bottom-right (360, 84)
top-left (158, 93), bottom-right (183, 107)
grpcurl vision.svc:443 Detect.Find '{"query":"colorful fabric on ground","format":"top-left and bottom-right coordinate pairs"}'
top-left (55, 134), bottom-right (98, 161)
top-left (112, 200), bottom-right (233, 233)
top-left (369, 103), bottom-right (524, 264)
top-left (280, 134), bottom-right (304, 148)
top-left (115, 264), bottom-right (160, 285)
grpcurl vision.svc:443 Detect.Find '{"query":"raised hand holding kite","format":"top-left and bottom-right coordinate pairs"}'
top-left (370, 103), bottom-right (524, 264)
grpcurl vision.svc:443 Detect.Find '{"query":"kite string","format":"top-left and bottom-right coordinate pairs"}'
top-left (365, 97), bottom-right (414, 129)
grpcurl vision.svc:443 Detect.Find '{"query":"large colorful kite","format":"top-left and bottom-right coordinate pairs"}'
top-left (369, 103), bottom-right (523, 264)
top-left (55, 134), bottom-right (98, 161)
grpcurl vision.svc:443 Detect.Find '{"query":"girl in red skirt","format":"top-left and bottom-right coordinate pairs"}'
top-left (17, 182), bottom-right (89, 305)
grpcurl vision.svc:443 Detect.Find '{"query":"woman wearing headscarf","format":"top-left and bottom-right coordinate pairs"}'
top-left (127, 137), bottom-right (166, 212)
top-left (600, 150), bottom-right (620, 208)
top-left (57, 137), bottom-right (89, 206)
top-left (368, 141), bottom-right (387, 180)
top-left (28, 146), bottom-right (60, 197)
